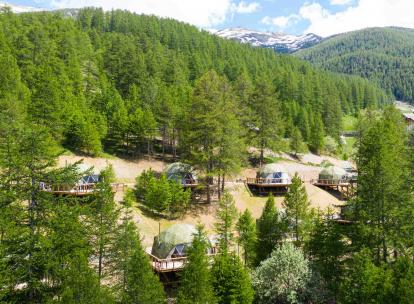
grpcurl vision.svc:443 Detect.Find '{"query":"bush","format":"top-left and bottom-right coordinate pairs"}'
top-left (135, 170), bottom-right (190, 215)
top-left (324, 136), bottom-right (339, 155)
top-left (253, 242), bottom-right (310, 304)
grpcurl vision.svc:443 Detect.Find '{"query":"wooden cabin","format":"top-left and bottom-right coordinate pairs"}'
top-left (146, 224), bottom-right (217, 273)
top-left (246, 163), bottom-right (291, 195)
top-left (165, 162), bottom-right (198, 188)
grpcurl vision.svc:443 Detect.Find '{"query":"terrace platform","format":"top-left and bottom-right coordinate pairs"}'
top-left (145, 247), bottom-right (217, 273)
top-left (246, 178), bottom-right (291, 195)
top-left (42, 183), bottom-right (125, 197)
top-left (312, 179), bottom-right (356, 200)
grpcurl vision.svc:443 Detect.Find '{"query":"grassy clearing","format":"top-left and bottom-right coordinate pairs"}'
top-left (342, 137), bottom-right (357, 159)
top-left (342, 115), bottom-right (358, 132)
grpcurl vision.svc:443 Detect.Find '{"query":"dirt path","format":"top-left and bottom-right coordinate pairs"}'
top-left (58, 155), bottom-right (167, 183)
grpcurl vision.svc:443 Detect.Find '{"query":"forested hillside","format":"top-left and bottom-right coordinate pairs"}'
top-left (0, 7), bottom-right (389, 157)
top-left (295, 27), bottom-right (414, 103)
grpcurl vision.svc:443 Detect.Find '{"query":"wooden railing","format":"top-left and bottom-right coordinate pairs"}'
top-left (312, 179), bottom-right (349, 185)
top-left (146, 248), bottom-right (217, 272)
top-left (43, 183), bottom-right (96, 194)
top-left (246, 178), bottom-right (291, 185)
top-left (182, 179), bottom-right (198, 186)
top-left (42, 183), bottom-right (125, 195)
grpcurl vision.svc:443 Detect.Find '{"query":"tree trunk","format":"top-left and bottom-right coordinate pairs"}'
top-left (206, 181), bottom-right (211, 204)
top-left (217, 175), bottom-right (221, 201)
top-left (172, 128), bottom-right (177, 160)
top-left (260, 148), bottom-right (264, 167)
top-left (222, 174), bottom-right (225, 192)
top-left (162, 126), bottom-right (166, 160)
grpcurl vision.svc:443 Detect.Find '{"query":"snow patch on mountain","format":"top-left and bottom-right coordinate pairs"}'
top-left (215, 28), bottom-right (322, 53)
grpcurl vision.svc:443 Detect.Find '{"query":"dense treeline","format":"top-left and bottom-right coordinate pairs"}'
top-left (174, 106), bottom-right (414, 304)
top-left (2, 90), bottom-right (414, 302)
top-left (295, 27), bottom-right (414, 103)
top-left (0, 7), bottom-right (389, 157)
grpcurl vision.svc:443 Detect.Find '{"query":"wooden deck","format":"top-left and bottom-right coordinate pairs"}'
top-left (145, 247), bottom-right (217, 273)
top-left (42, 183), bottom-right (126, 196)
top-left (246, 177), bottom-right (291, 187)
top-left (246, 177), bottom-right (291, 195)
top-left (312, 179), bottom-right (356, 199)
top-left (182, 182), bottom-right (199, 188)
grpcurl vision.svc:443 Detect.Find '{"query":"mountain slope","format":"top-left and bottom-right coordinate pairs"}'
top-left (0, 9), bottom-right (388, 156)
top-left (215, 28), bottom-right (322, 53)
top-left (295, 27), bottom-right (414, 103)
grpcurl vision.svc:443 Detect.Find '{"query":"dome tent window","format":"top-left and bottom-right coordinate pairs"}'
top-left (164, 162), bottom-right (198, 187)
top-left (146, 223), bottom-right (218, 272)
top-left (246, 163), bottom-right (292, 195)
top-left (258, 164), bottom-right (291, 185)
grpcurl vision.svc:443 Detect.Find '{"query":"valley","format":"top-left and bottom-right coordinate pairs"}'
top-left (1, 4), bottom-right (414, 304)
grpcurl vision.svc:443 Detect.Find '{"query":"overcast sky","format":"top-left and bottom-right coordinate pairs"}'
top-left (6, 0), bottom-right (414, 37)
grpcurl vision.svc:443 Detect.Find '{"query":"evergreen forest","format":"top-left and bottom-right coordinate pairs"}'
top-left (0, 7), bottom-right (389, 157)
top-left (2, 6), bottom-right (414, 304)
top-left (295, 27), bottom-right (414, 103)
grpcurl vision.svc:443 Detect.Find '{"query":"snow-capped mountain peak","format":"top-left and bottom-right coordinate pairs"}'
top-left (0, 1), bottom-right (43, 13)
top-left (215, 28), bottom-right (322, 53)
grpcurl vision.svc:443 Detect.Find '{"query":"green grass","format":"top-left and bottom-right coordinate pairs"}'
top-left (342, 115), bottom-right (358, 132)
top-left (342, 137), bottom-right (356, 160)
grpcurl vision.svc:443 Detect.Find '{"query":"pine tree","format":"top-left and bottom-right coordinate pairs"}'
top-left (339, 250), bottom-right (394, 304)
top-left (305, 209), bottom-right (347, 301)
top-left (184, 71), bottom-right (241, 203)
top-left (309, 113), bottom-right (325, 154)
top-left (351, 106), bottom-right (413, 263)
top-left (249, 78), bottom-right (284, 166)
top-left (112, 190), bottom-right (140, 297)
top-left (211, 253), bottom-right (254, 304)
top-left (214, 192), bottom-right (238, 253)
top-left (256, 193), bottom-right (286, 264)
top-left (121, 236), bottom-right (166, 304)
top-left (290, 127), bottom-right (305, 157)
top-left (177, 225), bottom-right (217, 304)
top-left (88, 166), bottom-right (120, 283)
top-left (282, 173), bottom-right (312, 244)
top-left (236, 209), bottom-right (257, 267)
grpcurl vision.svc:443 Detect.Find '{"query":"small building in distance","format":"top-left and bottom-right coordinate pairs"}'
top-left (246, 163), bottom-right (291, 195)
top-left (403, 112), bottom-right (414, 124)
top-left (403, 112), bottom-right (414, 131)
top-left (164, 162), bottom-right (198, 188)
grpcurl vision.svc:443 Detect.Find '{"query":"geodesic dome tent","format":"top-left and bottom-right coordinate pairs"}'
top-left (258, 163), bottom-right (291, 184)
top-left (318, 166), bottom-right (349, 181)
top-left (151, 224), bottom-right (197, 259)
top-left (164, 162), bottom-right (197, 186)
top-left (76, 163), bottom-right (100, 185)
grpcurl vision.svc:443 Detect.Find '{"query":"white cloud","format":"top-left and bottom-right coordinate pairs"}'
top-left (300, 0), bottom-right (414, 37)
top-left (232, 1), bottom-right (260, 14)
top-left (261, 14), bottom-right (300, 30)
top-left (330, 0), bottom-right (353, 5)
top-left (50, 0), bottom-right (235, 27)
